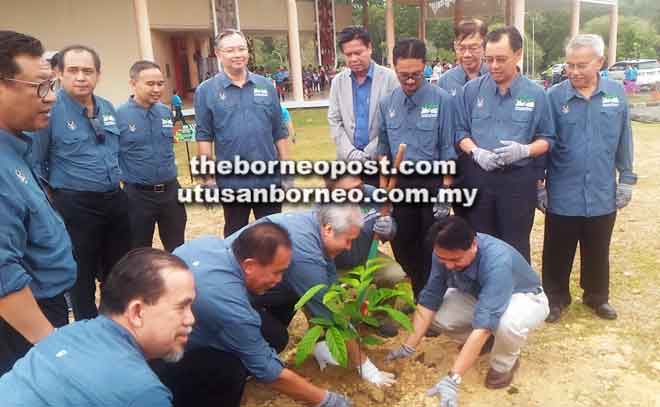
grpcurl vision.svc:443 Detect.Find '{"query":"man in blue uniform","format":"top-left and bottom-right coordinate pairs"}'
top-left (170, 89), bottom-right (188, 126)
top-left (0, 248), bottom-right (196, 406)
top-left (118, 60), bottom-right (187, 252)
top-left (236, 206), bottom-right (395, 387)
top-left (162, 223), bottom-right (352, 407)
top-left (33, 44), bottom-right (132, 320)
top-left (195, 29), bottom-right (290, 237)
top-left (437, 19), bottom-right (489, 99)
top-left (387, 216), bottom-right (549, 406)
top-left (455, 26), bottom-right (555, 262)
top-left (542, 34), bottom-right (637, 322)
top-left (0, 31), bottom-right (77, 376)
top-left (377, 38), bottom-right (457, 299)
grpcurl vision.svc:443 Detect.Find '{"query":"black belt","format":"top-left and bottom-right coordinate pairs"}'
top-left (130, 179), bottom-right (176, 193)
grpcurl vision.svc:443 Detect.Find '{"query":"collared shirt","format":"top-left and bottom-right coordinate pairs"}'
top-left (225, 210), bottom-right (337, 319)
top-left (418, 233), bottom-right (542, 332)
top-left (455, 74), bottom-right (556, 168)
top-left (194, 71), bottom-right (285, 190)
top-left (351, 62), bottom-right (374, 150)
top-left (437, 63), bottom-right (489, 98)
top-left (0, 316), bottom-right (172, 406)
top-left (173, 237), bottom-right (284, 383)
top-left (33, 90), bottom-right (122, 192)
top-left (117, 98), bottom-right (177, 185)
top-left (377, 81), bottom-right (457, 162)
top-left (546, 79), bottom-right (637, 217)
top-left (0, 130), bottom-right (76, 299)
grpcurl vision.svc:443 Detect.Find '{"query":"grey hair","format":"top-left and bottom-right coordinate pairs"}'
top-left (317, 204), bottom-right (364, 234)
top-left (566, 34), bottom-right (605, 57)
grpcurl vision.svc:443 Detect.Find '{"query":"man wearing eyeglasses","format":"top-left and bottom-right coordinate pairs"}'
top-left (455, 26), bottom-right (555, 263)
top-left (117, 61), bottom-right (187, 253)
top-left (195, 29), bottom-right (290, 237)
top-left (438, 19), bottom-right (489, 99)
top-left (32, 44), bottom-right (131, 321)
top-left (0, 31), bottom-right (76, 376)
top-left (377, 38), bottom-right (456, 299)
top-left (328, 26), bottom-right (398, 182)
top-left (542, 34), bottom-right (636, 323)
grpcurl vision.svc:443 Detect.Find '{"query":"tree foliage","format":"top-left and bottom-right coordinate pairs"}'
top-left (584, 15), bottom-right (660, 60)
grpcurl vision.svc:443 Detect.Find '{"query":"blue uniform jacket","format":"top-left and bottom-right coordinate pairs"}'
top-left (0, 130), bottom-right (76, 299)
top-left (0, 316), bottom-right (171, 406)
top-left (418, 233), bottom-right (542, 332)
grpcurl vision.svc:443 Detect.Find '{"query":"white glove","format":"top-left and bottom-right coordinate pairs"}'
top-left (348, 149), bottom-right (370, 162)
top-left (471, 147), bottom-right (502, 172)
top-left (313, 341), bottom-right (340, 371)
top-left (359, 358), bottom-right (396, 387)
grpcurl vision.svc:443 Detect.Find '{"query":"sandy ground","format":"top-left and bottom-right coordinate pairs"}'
top-left (166, 123), bottom-right (660, 407)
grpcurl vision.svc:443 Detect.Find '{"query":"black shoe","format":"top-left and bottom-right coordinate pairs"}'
top-left (545, 305), bottom-right (563, 323)
top-left (585, 302), bottom-right (618, 320)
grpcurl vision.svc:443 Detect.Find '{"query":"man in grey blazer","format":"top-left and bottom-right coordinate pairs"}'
top-left (328, 26), bottom-right (398, 169)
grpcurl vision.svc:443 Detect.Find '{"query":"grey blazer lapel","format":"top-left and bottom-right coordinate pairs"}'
top-left (368, 66), bottom-right (383, 128)
top-left (342, 72), bottom-right (354, 123)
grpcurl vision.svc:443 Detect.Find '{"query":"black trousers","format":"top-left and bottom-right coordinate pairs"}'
top-left (0, 293), bottom-right (68, 377)
top-left (154, 308), bottom-right (289, 407)
top-left (222, 202), bottom-right (282, 237)
top-left (390, 177), bottom-right (438, 299)
top-left (458, 160), bottom-right (537, 263)
top-left (172, 106), bottom-right (188, 126)
top-left (53, 188), bottom-right (131, 320)
top-left (542, 211), bottom-right (617, 308)
top-left (124, 180), bottom-right (187, 252)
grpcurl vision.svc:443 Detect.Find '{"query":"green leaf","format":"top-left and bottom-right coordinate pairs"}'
top-left (361, 335), bottom-right (384, 346)
top-left (326, 326), bottom-right (348, 368)
top-left (294, 284), bottom-right (327, 311)
top-left (338, 277), bottom-right (360, 288)
top-left (374, 306), bottom-right (413, 332)
top-left (332, 313), bottom-right (349, 330)
top-left (295, 325), bottom-right (324, 367)
top-left (322, 290), bottom-right (339, 305)
top-left (340, 328), bottom-right (359, 341)
top-left (366, 287), bottom-right (381, 307)
top-left (308, 317), bottom-right (334, 327)
top-left (362, 315), bottom-right (380, 328)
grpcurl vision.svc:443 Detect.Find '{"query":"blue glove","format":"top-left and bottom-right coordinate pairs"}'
top-left (427, 376), bottom-right (459, 407)
top-left (615, 183), bottom-right (633, 209)
top-left (316, 391), bottom-right (353, 407)
top-left (374, 215), bottom-right (397, 240)
top-left (471, 147), bottom-right (502, 172)
top-left (493, 140), bottom-right (530, 166)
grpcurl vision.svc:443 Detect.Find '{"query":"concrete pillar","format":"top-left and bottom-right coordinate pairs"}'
top-left (186, 35), bottom-right (199, 88)
top-left (133, 0), bottom-right (154, 61)
top-left (418, 0), bottom-right (427, 42)
top-left (386, 0), bottom-right (395, 67)
top-left (570, 0), bottom-right (580, 39)
top-left (512, 0), bottom-right (525, 71)
top-left (286, 0), bottom-right (304, 101)
top-left (454, 0), bottom-right (464, 27)
top-left (608, 3), bottom-right (618, 67)
top-left (362, 0), bottom-right (369, 28)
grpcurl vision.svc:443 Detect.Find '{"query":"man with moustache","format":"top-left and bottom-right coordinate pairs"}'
top-left (328, 26), bottom-right (398, 184)
top-left (542, 34), bottom-right (637, 322)
top-left (117, 61), bottom-right (187, 252)
top-left (455, 26), bottom-right (555, 263)
top-left (160, 223), bottom-right (353, 407)
top-left (195, 29), bottom-right (290, 237)
top-left (33, 44), bottom-right (131, 320)
top-left (0, 248), bottom-right (196, 406)
top-left (0, 31), bottom-right (77, 376)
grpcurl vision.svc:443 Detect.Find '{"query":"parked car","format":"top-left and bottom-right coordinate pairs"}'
top-left (608, 59), bottom-right (660, 90)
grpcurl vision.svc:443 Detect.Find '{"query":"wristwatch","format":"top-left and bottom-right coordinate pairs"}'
top-left (448, 371), bottom-right (462, 385)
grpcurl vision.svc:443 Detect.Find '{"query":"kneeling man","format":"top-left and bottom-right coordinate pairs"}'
top-left (163, 223), bottom-right (352, 407)
top-left (387, 216), bottom-right (548, 406)
top-left (0, 248), bottom-right (196, 406)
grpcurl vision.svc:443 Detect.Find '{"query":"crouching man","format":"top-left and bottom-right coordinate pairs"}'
top-left (0, 248), bottom-right (196, 406)
top-left (161, 223), bottom-right (352, 407)
top-left (387, 216), bottom-right (549, 406)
